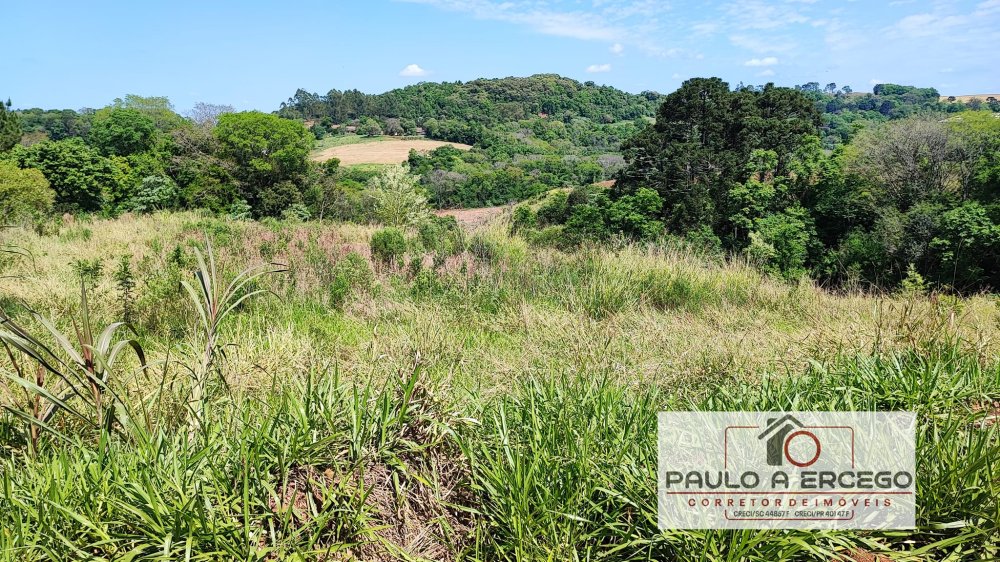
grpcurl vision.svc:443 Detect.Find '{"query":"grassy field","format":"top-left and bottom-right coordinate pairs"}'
top-left (938, 94), bottom-right (1000, 102)
top-left (1, 212), bottom-right (998, 560)
top-left (311, 136), bottom-right (472, 165)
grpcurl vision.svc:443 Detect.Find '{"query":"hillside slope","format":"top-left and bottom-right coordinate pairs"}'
top-left (278, 74), bottom-right (663, 125)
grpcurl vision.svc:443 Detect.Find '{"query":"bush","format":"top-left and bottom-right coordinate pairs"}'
top-left (0, 161), bottom-right (54, 222)
top-left (329, 252), bottom-right (374, 309)
top-left (368, 165), bottom-right (430, 227)
top-left (125, 175), bottom-right (178, 213)
top-left (510, 205), bottom-right (537, 233)
top-left (418, 215), bottom-right (464, 262)
top-left (564, 204), bottom-right (609, 243)
top-left (370, 227), bottom-right (407, 266)
top-left (469, 231), bottom-right (528, 265)
top-left (536, 191), bottom-right (569, 225)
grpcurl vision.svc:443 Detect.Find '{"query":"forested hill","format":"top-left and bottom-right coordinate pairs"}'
top-left (276, 74), bottom-right (664, 125)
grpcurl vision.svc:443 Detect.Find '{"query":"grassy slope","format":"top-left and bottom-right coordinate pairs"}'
top-left (0, 213), bottom-right (998, 560)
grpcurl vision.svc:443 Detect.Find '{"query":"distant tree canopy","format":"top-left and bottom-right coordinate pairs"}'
top-left (89, 108), bottom-right (158, 157)
top-left (278, 74), bottom-right (664, 127)
top-left (4, 77), bottom-right (995, 291)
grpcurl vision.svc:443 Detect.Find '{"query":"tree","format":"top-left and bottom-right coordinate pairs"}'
top-left (384, 118), bottom-right (404, 136)
top-left (845, 117), bottom-right (959, 208)
top-left (0, 161), bottom-right (54, 221)
top-left (368, 165), bottom-right (429, 226)
top-left (187, 102), bottom-right (235, 128)
top-left (1, 98), bottom-right (21, 151)
top-left (109, 94), bottom-right (185, 131)
top-left (304, 157), bottom-right (341, 220)
top-left (213, 112), bottom-right (313, 216)
top-left (12, 139), bottom-right (115, 211)
top-left (358, 117), bottom-right (383, 137)
top-left (88, 108), bottom-right (157, 156)
top-left (616, 78), bottom-right (820, 235)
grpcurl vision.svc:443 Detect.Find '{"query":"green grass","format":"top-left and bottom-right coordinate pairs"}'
top-left (1, 213), bottom-right (999, 560)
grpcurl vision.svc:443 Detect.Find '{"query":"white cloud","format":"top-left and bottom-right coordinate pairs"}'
top-left (757, 69), bottom-right (776, 77)
top-left (869, 78), bottom-right (885, 85)
top-left (744, 56), bottom-right (778, 66)
top-left (397, 0), bottom-right (676, 56)
top-left (586, 63), bottom-right (612, 73)
top-left (730, 34), bottom-right (796, 53)
top-left (399, 64), bottom-right (428, 77)
top-left (610, 42), bottom-right (624, 55)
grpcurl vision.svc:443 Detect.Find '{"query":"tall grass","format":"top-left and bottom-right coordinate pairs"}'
top-left (1, 213), bottom-right (999, 560)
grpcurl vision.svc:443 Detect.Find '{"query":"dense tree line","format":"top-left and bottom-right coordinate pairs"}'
top-left (278, 74), bottom-right (663, 127)
top-left (4, 76), bottom-right (998, 291)
top-left (525, 78), bottom-right (1000, 291)
top-left (789, 81), bottom-right (988, 149)
top-left (1, 95), bottom-right (316, 219)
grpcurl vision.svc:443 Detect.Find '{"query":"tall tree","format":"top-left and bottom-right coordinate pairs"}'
top-left (187, 102), bottom-right (235, 128)
top-left (214, 112), bottom-right (313, 216)
top-left (88, 108), bottom-right (158, 156)
top-left (0, 98), bottom-right (21, 151)
top-left (616, 78), bottom-right (820, 234)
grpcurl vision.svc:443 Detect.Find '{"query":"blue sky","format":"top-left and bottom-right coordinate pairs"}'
top-left (4, 0), bottom-right (998, 114)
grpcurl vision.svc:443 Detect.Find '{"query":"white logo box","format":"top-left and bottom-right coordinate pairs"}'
top-left (657, 412), bottom-right (916, 530)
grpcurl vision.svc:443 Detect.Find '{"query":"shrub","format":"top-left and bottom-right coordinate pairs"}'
top-left (564, 204), bottom-right (609, 242)
top-left (281, 202), bottom-right (312, 221)
top-left (329, 252), bottom-right (374, 309)
top-left (510, 205), bottom-right (537, 233)
top-left (0, 161), bottom-right (54, 222)
top-left (469, 231), bottom-right (528, 265)
top-left (536, 191), bottom-right (569, 225)
top-left (368, 165), bottom-right (430, 227)
top-left (418, 215), bottom-right (464, 260)
top-left (370, 227), bottom-right (407, 266)
top-left (125, 175), bottom-right (178, 213)
top-left (527, 225), bottom-right (571, 249)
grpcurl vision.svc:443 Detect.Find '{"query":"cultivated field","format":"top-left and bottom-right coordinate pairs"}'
top-left (311, 137), bottom-right (472, 165)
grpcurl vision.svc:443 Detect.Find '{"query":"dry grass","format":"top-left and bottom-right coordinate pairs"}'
top-left (310, 138), bottom-right (472, 165)
top-left (2, 212), bottom-right (998, 400)
top-left (940, 94), bottom-right (1000, 102)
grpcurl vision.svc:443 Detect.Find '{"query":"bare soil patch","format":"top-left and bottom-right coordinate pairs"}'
top-left (435, 206), bottom-right (508, 229)
top-left (311, 138), bottom-right (472, 165)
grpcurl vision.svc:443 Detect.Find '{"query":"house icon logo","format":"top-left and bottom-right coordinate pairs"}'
top-left (757, 414), bottom-right (822, 467)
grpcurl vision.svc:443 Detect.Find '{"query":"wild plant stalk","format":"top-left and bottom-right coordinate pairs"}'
top-left (0, 281), bottom-right (147, 448)
top-left (181, 238), bottom-right (283, 436)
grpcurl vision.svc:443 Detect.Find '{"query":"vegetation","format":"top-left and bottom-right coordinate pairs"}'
top-left (509, 78), bottom-right (1000, 291)
top-left (278, 74), bottom-right (663, 126)
top-left (0, 161), bottom-right (54, 222)
top-left (0, 212), bottom-right (998, 560)
top-left (0, 99), bottom-right (21, 152)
